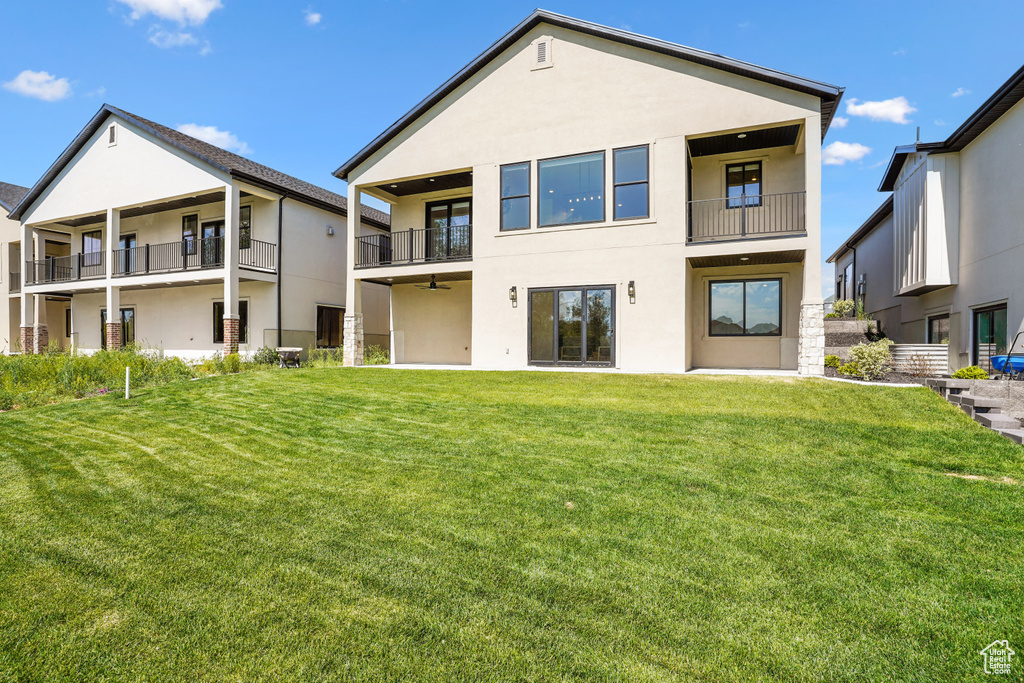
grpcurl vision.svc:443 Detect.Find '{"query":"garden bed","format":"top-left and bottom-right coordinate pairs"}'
top-left (823, 366), bottom-right (924, 385)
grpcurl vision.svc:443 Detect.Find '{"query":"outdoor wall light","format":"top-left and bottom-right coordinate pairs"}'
top-left (628, 280), bottom-right (636, 304)
top-left (509, 286), bottom-right (518, 307)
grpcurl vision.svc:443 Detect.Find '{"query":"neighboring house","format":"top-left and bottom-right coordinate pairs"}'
top-left (333, 10), bottom-right (843, 373)
top-left (828, 64), bottom-right (1024, 373)
top-left (7, 104), bottom-right (390, 359)
top-left (1, 181), bottom-right (30, 353)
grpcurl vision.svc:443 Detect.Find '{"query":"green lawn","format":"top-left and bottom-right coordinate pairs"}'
top-left (1, 369), bottom-right (1022, 682)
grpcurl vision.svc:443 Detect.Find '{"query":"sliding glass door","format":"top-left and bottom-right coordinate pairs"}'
top-left (529, 285), bottom-right (614, 365)
top-left (974, 305), bottom-right (1007, 373)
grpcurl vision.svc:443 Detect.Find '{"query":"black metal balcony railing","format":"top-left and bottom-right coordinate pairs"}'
top-left (356, 224), bottom-right (472, 268)
top-left (26, 252), bottom-right (106, 285)
top-left (687, 191), bottom-right (806, 243)
top-left (10, 271), bottom-right (20, 293)
top-left (239, 239), bottom-right (276, 271)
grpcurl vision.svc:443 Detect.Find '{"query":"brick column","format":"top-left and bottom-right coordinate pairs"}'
top-left (34, 325), bottom-right (49, 354)
top-left (223, 315), bottom-right (239, 357)
top-left (105, 322), bottom-right (122, 351)
top-left (797, 303), bottom-right (825, 376)
top-left (343, 313), bottom-right (363, 366)
top-left (19, 326), bottom-right (33, 355)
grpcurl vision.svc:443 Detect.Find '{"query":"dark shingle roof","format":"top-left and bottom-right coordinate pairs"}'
top-left (10, 104), bottom-right (390, 229)
top-left (0, 181), bottom-right (29, 213)
top-left (334, 9), bottom-right (844, 180)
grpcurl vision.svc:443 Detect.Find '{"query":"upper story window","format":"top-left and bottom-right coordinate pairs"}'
top-left (239, 205), bottom-right (252, 249)
top-left (426, 198), bottom-right (471, 260)
top-left (82, 229), bottom-right (103, 267)
top-left (726, 162), bottom-right (761, 208)
top-left (500, 162), bottom-right (530, 231)
top-left (539, 151), bottom-right (604, 227)
top-left (613, 146), bottom-right (649, 220)
top-left (182, 214), bottom-right (198, 256)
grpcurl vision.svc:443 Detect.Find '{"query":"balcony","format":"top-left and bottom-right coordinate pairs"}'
top-left (687, 191), bottom-right (806, 243)
top-left (356, 225), bottom-right (471, 269)
top-left (24, 238), bottom-right (277, 285)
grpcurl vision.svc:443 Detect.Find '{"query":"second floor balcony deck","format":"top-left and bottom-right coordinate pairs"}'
top-left (687, 191), bottom-right (806, 243)
top-left (356, 224), bottom-right (471, 269)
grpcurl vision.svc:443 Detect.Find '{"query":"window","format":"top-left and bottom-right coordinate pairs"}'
top-left (65, 308), bottom-right (71, 338)
top-left (100, 308), bottom-right (135, 350)
top-left (613, 146), bottom-right (649, 220)
top-left (842, 263), bottom-right (853, 301)
top-left (182, 215), bottom-right (198, 257)
top-left (213, 300), bottom-right (249, 344)
top-left (316, 306), bottom-right (344, 348)
top-left (539, 152), bottom-right (604, 226)
top-left (529, 286), bottom-right (614, 365)
top-left (927, 315), bottom-right (950, 344)
top-left (82, 230), bottom-right (103, 268)
top-left (726, 162), bottom-right (762, 208)
top-left (425, 199), bottom-right (471, 259)
top-left (973, 305), bottom-right (1007, 372)
top-left (239, 205), bottom-right (252, 249)
top-left (709, 279), bottom-right (781, 336)
top-left (500, 162), bottom-right (530, 230)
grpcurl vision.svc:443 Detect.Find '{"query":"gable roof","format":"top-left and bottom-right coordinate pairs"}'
top-left (10, 104), bottom-right (390, 229)
top-left (826, 194), bottom-right (893, 263)
top-left (333, 9), bottom-right (844, 181)
top-left (879, 62), bottom-right (1024, 192)
top-left (0, 181), bottom-right (30, 213)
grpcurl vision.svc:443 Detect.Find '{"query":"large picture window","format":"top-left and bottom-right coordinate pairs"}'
top-left (539, 152), bottom-right (604, 226)
top-left (316, 305), bottom-right (344, 348)
top-left (726, 162), bottom-right (762, 208)
top-left (613, 146), bottom-right (649, 220)
top-left (709, 279), bottom-right (781, 336)
top-left (213, 300), bottom-right (249, 344)
top-left (500, 162), bottom-right (530, 231)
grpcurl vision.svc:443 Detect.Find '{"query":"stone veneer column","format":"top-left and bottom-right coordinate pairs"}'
top-left (19, 326), bottom-right (34, 356)
top-left (343, 313), bottom-right (364, 366)
top-left (797, 303), bottom-right (825, 376)
top-left (105, 322), bottom-right (122, 351)
top-left (223, 315), bottom-right (240, 357)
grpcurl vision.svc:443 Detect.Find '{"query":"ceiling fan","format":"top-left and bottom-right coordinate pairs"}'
top-left (415, 275), bottom-right (451, 291)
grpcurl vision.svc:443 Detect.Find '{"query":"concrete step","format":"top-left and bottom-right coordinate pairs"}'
top-left (960, 394), bottom-right (1005, 410)
top-left (948, 394), bottom-right (965, 405)
top-left (998, 429), bottom-right (1024, 445)
top-left (976, 413), bottom-right (1022, 430)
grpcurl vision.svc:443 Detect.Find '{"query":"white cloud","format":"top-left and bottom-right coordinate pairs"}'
top-left (116, 0), bottom-right (222, 25)
top-left (177, 123), bottom-right (252, 155)
top-left (148, 28), bottom-right (197, 48)
top-left (304, 8), bottom-right (321, 26)
top-left (2, 70), bottom-right (72, 101)
top-left (951, 87), bottom-right (970, 98)
top-left (822, 141), bottom-right (872, 166)
top-left (86, 86), bottom-right (107, 98)
top-left (892, 47), bottom-right (907, 56)
top-left (846, 96), bottom-right (916, 124)
top-left (934, 119), bottom-right (946, 127)
top-left (831, 116), bottom-right (849, 129)
top-left (199, 40), bottom-right (212, 56)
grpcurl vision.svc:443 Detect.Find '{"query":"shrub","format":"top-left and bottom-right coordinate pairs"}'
top-left (846, 338), bottom-right (894, 381)
top-left (952, 365), bottom-right (989, 380)
top-left (364, 345), bottom-right (390, 365)
top-left (223, 353), bottom-right (242, 374)
top-left (824, 312), bottom-right (842, 319)
top-left (855, 300), bottom-right (873, 322)
top-left (838, 361), bottom-right (860, 377)
top-left (824, 354), bottom-right (841, 368)
top-left (251, 346), bottom-right (280, 366)
top-left (832, 299), bottom-right (855, 317)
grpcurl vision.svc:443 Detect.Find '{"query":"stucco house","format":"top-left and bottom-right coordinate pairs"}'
top-left (828, 64), bottom-right (1024, 373)
top-left (1, 181), bottom-right (30, 353)
top-left (334, 10), bottom-right (843, 374)
top-left (7, 105), bottom-right (390, 358)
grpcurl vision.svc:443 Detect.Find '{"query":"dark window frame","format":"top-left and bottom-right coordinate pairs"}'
top-left (726, 161), bottom-right (763, 209)
top-left (708, 278), bottom-right (783, 337)
top-left (82, 229), bottom-right (104, 268)
top-left (424, 198), bottom-right (472, 261)
top-left (527, 284), bottom-right (616, 367)
top-left (927, 314), bottom-right (950, 344)
top-left (213, 300), bottom-right (249, 345)
top-left (613, 145), bottom-right (650, 221)
top-left (537, 150), bottom-right (607, 228)
top-left (972, 304), bottom-right (1007, 369)
top-left (315, 305), bottom-right (345, 348)
top-left (500, 161), bottom-right (531, 231)
top-left (239, 205), bottom-right (252, 250)
top-left (100, 307), bottom-right (136, 350)
top-left (82, 229), bottom-right (103, 253)
top-left (182, 214), bottom-right (199, 256)
top-left (65, 308), bottom-right (71, 338)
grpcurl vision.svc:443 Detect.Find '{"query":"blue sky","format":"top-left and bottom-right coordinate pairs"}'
top-left (1, 1), bottom-right (1020, 295)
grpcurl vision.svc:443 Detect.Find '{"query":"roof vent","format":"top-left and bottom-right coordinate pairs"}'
top-left (107, 123), bottom-right (118, 147)
top-left (532, 37), bottom-right (553, 71)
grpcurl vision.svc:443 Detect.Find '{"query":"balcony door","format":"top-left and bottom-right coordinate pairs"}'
top-left (425, 199), bottom-right (471, 261)
top-left (119, 233), bottom-right (137, 275)
top-left (529, 286), bottom-right (614, 366)
top-left (202, 221), bottom-right (224, 267)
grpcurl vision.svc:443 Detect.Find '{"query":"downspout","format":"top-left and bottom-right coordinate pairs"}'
top-left (277, 194), bottom-right (285, 348)
top-left (843, 241), bottom-right (857, 311)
